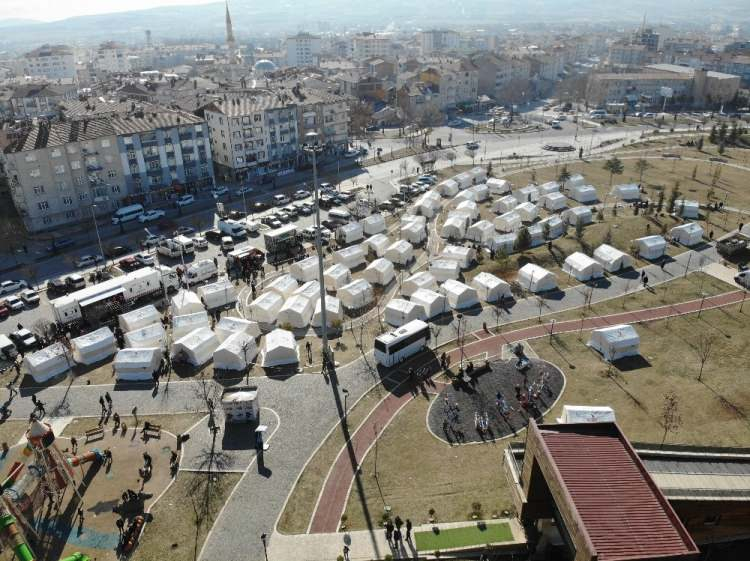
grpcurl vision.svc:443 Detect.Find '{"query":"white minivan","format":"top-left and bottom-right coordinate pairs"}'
top-left (186, 259), bottom-right (218, 284)
top-left (112, 204), bottom-right (145, 225)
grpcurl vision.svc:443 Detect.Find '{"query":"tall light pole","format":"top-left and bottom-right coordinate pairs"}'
top-left (304, 132), bottom-right (331, 370)
top-left (90, 204), bottom-right (105, 269)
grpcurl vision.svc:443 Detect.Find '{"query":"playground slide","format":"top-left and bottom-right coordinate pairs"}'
top-left (0, 513), bottom-right (35, 561)
top-left (66, 450), bottom-right (103, 468)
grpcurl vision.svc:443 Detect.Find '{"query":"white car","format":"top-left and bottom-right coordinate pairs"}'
top-left (138, 210), bottom-right (166, 223)
top-left (211, 186), bottom-right (229, 198)
top-left (192, 235), bottom-right (208, 250)
top-left (141, 233), bottom-right (163, 249)
top-left (135, 253), bottom-right (155, 266)
top-left (293, 189), bottom-right (310, 200)
top-left (75, 255), bottom-right (103, 268)
top-left (0, 280), bottom-right (28, 295)
top-left (176, 194), bottom-right (195, 207)
top-left (273, 194), bottom-right (291, 206)
top-left (4, 295), bottom-right (24, 312)
top-left (20, 289), bottom-right (40, 305)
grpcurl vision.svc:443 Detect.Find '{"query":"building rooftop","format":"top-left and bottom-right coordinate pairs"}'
top-left (24, 44), bottom-right (73, 58)
top-left (11, 83), bottom-right (69, 99)
top-left (203, 94), bottom-right (296, 117)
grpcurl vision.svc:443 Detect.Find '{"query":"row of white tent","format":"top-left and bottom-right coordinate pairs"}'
top-left (248, 276), bottom-right (345, 328)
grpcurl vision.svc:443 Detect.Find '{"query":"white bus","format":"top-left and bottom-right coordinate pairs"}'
top-left (112, 204), bottom-right (145, 225)
top-left (374, 319), bottom-right (430, 367)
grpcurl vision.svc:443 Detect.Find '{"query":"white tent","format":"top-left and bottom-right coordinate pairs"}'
top-left (293, 280), bottom-right (321, 304)
top-left (290, 256), bottom-right (319, 283)
top-left (213, 331), bottom-right (258, 371)
top-left (430, 259), bottom-right (461, 282)
top-left (170, 327), bottom-right (220, 367)
top-left (441, 245), bottom-right (475, 269)
top-left (557, 405), bottom-right (616, 424)
top-left (363, 258), bottom-right (395, 286)
top-left (538, 215), bottom-right (565, 239)
top-left (542, 192), bottom-right (567, 211)
top-left (384, 298), bottom-right (426, 326)
top-left (260, 328), bottom-right (298, 367)
top-left (410, 288), bottom-right (448, 319)
top-left (671, 222), bottom-right (703, 246)
top-left (385, 240), bottom-right (414, 266)
top-left (486, 233), bottom-right (517, 254)
top-left (527, 225), bottom-right (545, 248)
top-left (215, 316), bottom-right (261, 342)
top-left (466, 220), bottom-right (495, 243)
top-left (438, 179), bottom-right (459, 197)
top-left (334, 245), bottom-right (366, 269)
top-left (198, 279), bottom-right (238, 310)
top-left (517, 263), bottom-right (557, 292)
top-left (172, 311), bottom-right (211, 339)
top-left (266, 274), bottom-right (299, 298)
top-left (249, 291), bottom-right (285, 324)
top-left (362, 213), bottom-right (386, 235)
top-left (415, 193), bottom-right (442, 218)
top-left (338, 278), bottom-right (374, 310)
top-left (337, 222), bottom-right (364, 245)
top-left (323, 264), bottom-right (352, 291)
top-left (539, 181), bottom-right (560, 195)
top-left (675, 199), bottom-right (700, 219)
top-left (401, 221), bottom-right (427, 244)
top-left (312, 296), bottom-right (344, 328)
top-left (23, 343), bottom-right (72, 383)
top-left (494, 211), bottom-right (522, 232)
top-left (453, 189), bottom-right (475, 203)
top-left (515, 185), bottom-right (539, 203)
top-left (634, 235), bottom-right (667, 260)
top-left (492, 195), bottom-right (518, 214)
top-left (113, 347), bottom-right (162, 381)
top-left (471, 272), bottom-right (511, 303)
top-left (442, 215), bottom-right (469, 239)
top-left (171, 289), bottom-right (203, 316)
top-left (125, 323), bottom-right (166, 349)
top-left (71, 327), bottom-right (117, 365)
top-left (613, 183), bottom-right (641, 201)
top-left (487, 178), bottom-right (511, 195)
top-left (593, 244), bottom-right (633, 272)
top-left (441, 279), bottom-right (480, 310)
top-left (740, 223), bottom-right (750, 237)
top-left (568, 174), bottom-right (586, 188)
top-left (119, 305), bottom-right (160, 333)
top-left (562, 206), bottom-right (593, 226)
top-left (278, 294), bottom-right (316, 328)
top-left (363, 233), bottom-right (390, 257)
top-left (456, 200), bottom-right (479, 220)
top-left (469, 183), bottom-right (489, 202)
top-left (402, 214), bottom-right (426, 229)
top-left (563, 252), bottom-right (604, 281)
top-left (570, 184), bottom-right (598, 203)
top-left (514, 202), bottom-right (539, 222)
top-left (588, 324), bottom-right (640, 361)
top-left (454, 171), bottom-right (473, 189)
top-left (402, 271), bottom-right (437, 297)
top-left (469, 166), bottom-right (487, 183)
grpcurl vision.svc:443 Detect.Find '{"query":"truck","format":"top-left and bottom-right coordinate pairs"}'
top-left (185, 259), bottom-right (219, 285)
top-left (263, 224), bottom-right (305, 265)
top-left (218, 219), bottom-right (247, 239)
top-left (50, 265), bottom-right (179, 325)
top-left (226, 244), bottom-right (265, 275)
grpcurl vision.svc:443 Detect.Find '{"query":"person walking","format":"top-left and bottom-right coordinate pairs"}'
top-left (105, 392), bottom-right (113, 412)
top-left (342, 545), bottom-right (350, 561)
top-left (36, 399), bottom-right (45, 417)
top-left (385, 520), bottom-right (394, 543)
top-left (99, 396), bottom-right (107, 416)
top-left (393, 528), bottom-right (402, 545)
top-left (306, 341), bottom-right (313, 363)
top-left (406, 519), bottom-right (413, 542)
top-left (70, 437), bottom-right (78, 455)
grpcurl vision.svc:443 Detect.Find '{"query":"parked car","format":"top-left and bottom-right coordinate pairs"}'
top-left (4, 296), bottom-right (24, 312)
top-left (276, 211), bottom-right (291, 223)
top-left (135, 253), bottom-right (155, 266)
top-left (47, 278), bottom-right (68, 296)
top-left (417, 175), bottom-right (436, 185)
top-left (192, 235), bottom-right (208, 250)
top-left (273, 194), bottom-right (291, 206)
top-left (65, 274), bottom-right (86, 290)
top-left (46, 238), bottom-right (75, 253)
top-left (10, 329), bottom-right (37, 351)
top-left (173, 226), bottom-right (195, 237)
top-left (75, 255), bottom-right (103, 268)
top-left (211, 186), bottom-right (229, 198)
top-left (283, 205), bottom-right (299, 218)
top-left (176, 194), bottom-right (195, 207)
top-left (141, 233), bottom-right (163, 249)
top-left (319, 182), bottom-right (334, 193)
top-left (0, 280), bottom-right (28, 295)
top-left (104, 245), bottom-right (132, 258)
top-left (298, 204), bottom-right (314, 216)
top-left (378, 200), bottom-right (394, 211)
top-left (118, 256), bottom-right (139, 271)
top-left (294, 189), bottom-right (310, 200)
top-left (20, 289), bottom-right (40, 306)
top-left (336, 192), bottom-right (354, 203)
top-left (466, 141), bottom-right (480, 150)
top-left (365, 125), bottom-right (380, 132)
top-left (138, 210), bottom-right (166, 223)
top-left (251, 202), bottom-right (270, 213)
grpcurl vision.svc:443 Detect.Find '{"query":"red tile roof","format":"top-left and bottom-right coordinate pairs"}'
top-left (540, 423), bottom-right (699, 561)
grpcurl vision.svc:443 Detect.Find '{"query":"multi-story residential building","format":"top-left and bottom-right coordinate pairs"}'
top-left (351, 33), bottom-right (392, 61)
top-left (9, 83), bottom-right (78, 119)
top-left (285, 33), bottom-right (322, 68)
top-left (418, 30), bottom-right (460, 55)
top-left (290, 88), bottom-right (350, 154)
top-left (470, 52), bottom-right (531, 101)
top-left (94, 41), bottom-right (131, 75)
top-left (607, 43), bottom-right (649, 67)
top-left (633, 28), bottom-right (660, 52)
top-left (22, 45), bottom-right (77, 82)
top-left (417, 65), bottom-right (478, 109)
top-left (204, 95), bottom-right (299, 182)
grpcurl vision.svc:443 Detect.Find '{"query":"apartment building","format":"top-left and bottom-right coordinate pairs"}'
top-left (607, 43), bottom-right (649, 67)
top-left (285, 33), bottom-right (322, 68)
top-left (9, 83), bottom-right (78, 119)
top-left (22, 45), bottom-right (77, 82)
top-left (351, 33), bottom-right (392, 61)
top-left (470, 52), bottom-right (531, 101)
top-left (417, 65), bottom-right (478, 109)
top-left (94, 41), bottom-right (131, 75)
top-left (291, 89), bottom-right (349, 153)
top-left (418, 30), bottom-right (460, 55)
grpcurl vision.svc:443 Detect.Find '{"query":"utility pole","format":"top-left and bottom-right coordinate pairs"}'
top-left (90, 204), bottom-right (105, 269)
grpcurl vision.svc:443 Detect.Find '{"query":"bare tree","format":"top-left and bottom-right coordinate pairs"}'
top-left (429, 324), bottom-right (442, 352)
top-left (694, 334), bottom-right (716, 381)
top-left (465, 148), bottom-right (478, 166)
top-left (492, 303), bottom-right (504, 331)
top-left (444, 150), bottom-right (457, 168)
top-left (660, 391), bottom-right (682, 448)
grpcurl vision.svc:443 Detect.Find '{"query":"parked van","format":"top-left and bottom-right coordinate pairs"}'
top-left (218, 219), bottom-right (247, 238)
top-left (173, 235), bottom-right (195, 255)
top-left (0, 334), bottom-right (17, 360)
top-left (112, 204), bottom-right (145, 225)
top-left (328, 208), bottom-right (351, 224)
top-left (186, 259), bottom-right (218, 284)
top-left (65, 274), bottom-right (86, 290)
top-left (221, 236), bottom-right (235, 252)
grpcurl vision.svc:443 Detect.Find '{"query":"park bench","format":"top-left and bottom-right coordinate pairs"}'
top-left (141, 421), bottom-right (162, 440)
top-left (84, 426), bottom-right (104, 443)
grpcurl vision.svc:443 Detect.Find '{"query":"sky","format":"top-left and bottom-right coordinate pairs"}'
top-left (0, 0), bottom-right (219, 23)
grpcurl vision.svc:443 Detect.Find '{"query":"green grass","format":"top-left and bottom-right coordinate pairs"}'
top-left (414, 522), bottom-right (514, 551)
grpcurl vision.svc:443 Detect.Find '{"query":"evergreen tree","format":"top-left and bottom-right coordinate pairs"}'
top-left (709, 125), bottom-right (717, 144)
top-left (657, 190), bottom-right (665, 213)
top-left (603, 156), bottom-right (624, 186)
top-left (558, 165), bottom-right (571, 191)
top-left (514, 226), bottom-right (531, 252)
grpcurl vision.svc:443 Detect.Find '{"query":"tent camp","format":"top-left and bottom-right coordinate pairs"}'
top-left (259, 328), bottom-right (298, 367)
top-left (215, 316), bottom-right (261, 342)
top-left (539, 181), bottom-right (560, 195)
top-left (266, 274), bottom-right (299, 298)
top-left (170, 327), bottom-right (220, 367)
top-left (172, 311), bottom-right (211, 339)
top-left (562, 206), bottom-right (593, 226)
top-left (563, 252), bottom-right (604, 281)
top-left (471, 272), bottom-right (511, 303)
top-left (514, 202), bottom-right (539, 222)
top-left (454, 171), bottom-right (473, 189)
top-left (338, 278), bottom-right (375, 310)
top-left (538, 215), bottom-right (565, 239)
top-left (23, 343), bottom-right (72, 383)
top-left (334, 245), bottom-right (366, 269)
top-left (492, 195), bottom-right (518, 214)
top-left (290, 256), bottom-right (319, 283)
top-left (494, 211), bottom-right (522, 232)
top-left (384, 299), bottom-right (426, 327)
top-left (515, 185), bottom-right (539, 203)
top-left (588, 324), bottom-right (640, 361)
top-left (125, 323), bottom-right (166, 349)
top-left (469, 166), bottom-right (487, 183)
top-left (363, 258), bottom-right (395, 286)
top-left (385, 240), bottom-right (414, 266)
top-left (441, 245), bottom-right (475, 269)
top-left (634, 235), bottom-right (667, 260)
top-left (278, 294), bottom-right (315, 328)
top-left (442, 215), bottom-right (470, 239)
top-left (441, 279), bottom-right (479, 310)
top-left (613, 183), bottom-right (641, 201)
top-left (570, 184), bottom-right (598, 203)
top-left (466, 220), bottom-right (495, 244)
top-left (567, 174), bottom-right (586, 188)
top-left (517, 263), bottom-right (557, 292)
top-left (113, 347), bottom-right (162, 381)
top-left (171, 290), bottom-right (203, 316)
top-left (249, 291), bottom-right (285, 324)
top-left (486, 233), bottom-right (517, 254)
top-left (363, 233), bottom-right (390, 257)
top-left (402, 271), bottom-right (437, 297)
top-left (198, 279), bottom-right (237, 310)
top-left (430, 259), bottom-right (461, 282)
top-left (337, 222), bottom-right (364, 245)
top-left (293, 280), bottom-right (321, 304)
top-left (323, 264), bottom-right (352, 290)
top-left (410, 288), bottom-right (448, 319)
top-left (542, 192), bottom-right (567, 211)
top-left (438, 179), bottom-right (459, 197)
top-left (213, 331), bottom-right (258, 371)
top-left (456, 200), bottom-right (479, 220)
top-left (593, 244), bottom-right (633, 272)
top-left (557, 405), bottom-right (616, 424)
top-left (675, 199), bottom-right (700, 219)
top-left (671, 222), bottom-right (703, 246)
top-left (362, 213), bottom-right (386, 235)
top-left (71, 327), bottom-right (117, 365)
top-left (487, 178), bottom-right (511, 195)
top-left (401, 221), bottom-right (427, 244)
top-left (311, 296), bottom-right (344, 328)
top-left (119, 305), bottom-right (160, 333)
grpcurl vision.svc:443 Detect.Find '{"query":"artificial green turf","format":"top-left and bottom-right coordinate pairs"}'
top-left (414, 522), bottom-right (513, 551)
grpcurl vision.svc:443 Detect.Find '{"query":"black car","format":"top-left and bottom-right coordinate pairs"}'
top-left (205, 229), bottom-right (223, 243)
top-left (46, 238), bottom-right (75, 253)
top-left (365, 125), bottom-right (379, 132)
top-left (105, 245), bottom-right (132, 258)
top-left (252, 202), bottom-right (270, 212)
top-left (46, 278), bottom-right (68, 296)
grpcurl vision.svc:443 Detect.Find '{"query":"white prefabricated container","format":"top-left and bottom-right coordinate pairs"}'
top-left (613, 183), bottom-right (641, 201)
top-left (588, 324), bottom-right (640, 361)
top-left (171, 289), bottom-right (203, 316)
top-left (593, 244), bottom-right (633, 273)
top-left (333, 245), bottom-right (366, 269)
top-left (260, 328), bottom-right (298, 367)
top-left (515, 185), bottom-right (539, 203)
top-left (401, 271), bottom-right (437, 297)
top-left (563, 252), bottom-right (604, 281)
top-left (290, 256), bottom-right (319, 283)
top-left (215, 316), bottom-right (261, 342)
top-left (466, 220), bottom-right (495, 243)
top-left (266, 274), bottom-right (299, 299)
top-left (338, 278), bottom-right (375, 310)
top-left (454, 171), bottom-right (473, 189)
top-left (23, 343), bottom-right (72, 383)
top-left (71, 327), bottom-right (117, 365)
top-left (441, 245), bottom-right (475, 269)
top-left (438, 179), bottom-right (459, 197)
top-left (198, 279), bottom-right (238, 310)
top-left (323, 264), bottom-right (352, 291)
top-left (514, 202), bottom-right (539, 222)
top-left (456, 200), bottom-right (479, 220)
top-left (558, 405), bottom-right (616, 424)
top-left (442, 215), bottom-right (469, 239)
top-left (486, 233), bottom-right (517, 254)
top-left (214, 331), bottom-right (258, 371)
top-left (562, 206), bottom-right (593, 226)
top-left (125, 322), bottom-right (166, 349)
top-left (538, 215), bottom-right (565, 239)
top-left (114, 347), bottom-right (162, 381)
top-left (337, 222), bottom-right (365, 245)
top-left (384, 298), bottom-right (426, 327)
top-left (385, 240), bottom-right (414, 266)
top-left (363, 233), bottom-right (390, 257)
top-left (492, 195), bottom-right (518, 214)
top-left (517, 263), bottom-right (557, 292)
top-left (362, 213), bottom-right (386, 235)
top-left (119, 305), bottom-right (160, 333)
top-left (670, 222), bottom-right (703, 246)
top-left (471, 272), bottom-right (511, 303)
top-left (675, 199), bottom-right (700, 219)
top-left (172, 311), bottom-right (211, 339)
top-left (539, 181), bottom-right (560, 195)
top-left (567, 174), bottom-right (586, 188)
top-left (494, 211), bottom-right (522, 232)
top-left (542, 192), bottom-right (567, 211)
top-left (570, 184), bottom-right (598, 203)
top-left (170, 327), bottom-right (220, 367)
top-left (401, 221), bottom-right (427, 245)
top-left (278, 294), bottom-right (316, 328)
top-left (634, 235), bottom-right (667, 260)
top-left (249, 291), bottom-right (285, 324)
top-left (487, 178), bottom-right (511, 195)
top-left (430, 259), bottom-right (461, 282)
top-left (312, 296), bottom-right (344, 328)
top-left (363, 258), bottom-right (395, 286)
top-left (410, 288), bottom-right (448, 319)
top-left (440, 279), bottom-right (479, 310)
top-left (293, 280), bottom-right (321, 304)
top-left (469, 166), bottom-right (487, 183)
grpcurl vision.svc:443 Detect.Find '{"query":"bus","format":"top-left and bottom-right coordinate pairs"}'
top-left (111, 204), bottom-right (145, 225)
top-left (374, 319), bottom-right (430, 367)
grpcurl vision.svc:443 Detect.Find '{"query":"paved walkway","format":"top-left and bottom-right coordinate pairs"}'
top-left (307, 289), bottom-right (744, 534)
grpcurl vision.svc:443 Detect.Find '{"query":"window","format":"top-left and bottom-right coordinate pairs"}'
top-left (33, 185), bottom-right (45, 195)
top-left (55, 181), bottom-right (67, 190)
top-left (149, 176), bottom-right (160, 186)
top-left (194, 125), bottom-right (203, 133)
top-left (66, 145), bottom-right (78, 154)
top-left (37, 201), bottom-right (49, 210)
top-left (42, 216), bottom-right (52, 225)
top-left (201, 165), bottom-right (209, 176)
top-left (129, 164), bottom-right (139, 174)
top-left (79, 193), bottom-right (88, 201)
top-left (70, 160), bottom-right (81, 170)
top-left (107, 170), bottom-right (117, 178)
top-left (74, 176), bottom-right (84, 185)
top-left (101, 139), bottom-right (110, 148)
top-left (65, 211), bottom-right (76, 219)
top-left (50, 148), bottom-right (62, 158)
top-left (170, 171), bottom-right (178, 180)
top-left (148, 160), bottom-right (159, 170)
top-left (29, 168), bottom-right (41, 178)
top-left (186, 168), bottom-right (194, 177)
top-left (234, 144), bottom-right (242, 151)
top-left (127, 150), bottom-right (137, 160)
top-left (254, 114), bottom-right (262, 122)
top-left (25, 153), bottom-right (37, 163)
top-left (62, 196), bottom-right (73, 205)
top-left (123, 136), bottom-right (133, 145)
top-left (54, 164), bottom-right (66, 175)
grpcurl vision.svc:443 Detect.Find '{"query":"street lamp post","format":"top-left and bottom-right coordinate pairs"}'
top-left (90, 205), bottom-right (106, 269)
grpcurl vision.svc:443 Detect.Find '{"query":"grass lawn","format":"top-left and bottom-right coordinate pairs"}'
top-left (415, 521), bottom-right (514, 552)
